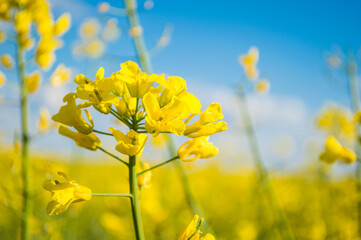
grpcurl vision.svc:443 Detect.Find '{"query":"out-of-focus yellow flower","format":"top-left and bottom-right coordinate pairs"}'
top-left (150, 134), bottom-right (169, 148)
top-left (327, 56), bottom-right (341, 68)
top-left (137, 161), bottom-right (151, 188)
top-left (0, 70), bottom-right (6, 87)
top-left (239, 47), bottom-right (259, 80)
top-left (178, 137), bottom-right (218, 162)
top-left (109, 128), bottom-right (148, 157)
top-left (129, 26), bottom-right (143, 37)
top-left (100, 212), bottom-right (125, 235)
top-left (43, 172), bottom-right (91, 216)
top-left (319, 136), bottom-right (356, 164)
top-left (58, 125), bottom-right (101, 150)
top-left (103, 18), bottom-right (120, 42)
top-left (52, 93), bottom-right (94, 134)
top-left (80, 18), bottom-right (100, 38)
top-left (1, 54), bottom-right (13, 69)
top-left (117, 61), bottom-right (155, 98)
top-left (53, 13), bottom-right (71, 36)
top-left (73, 39), bottom-right (105, 59)
top-left (255, 79), bottom-right (270, 94)
top-left (50, 64), bottom-right (72, 87)
top-left (24, 71), bottom-right (41, 93)
top-left (0, 30), bottom-right (5, 43)
top-left (37, 107), bottom-right (51, 133)
top-left (143, 92), bottom-right (187, 136)
top-left (184, 103), bottom-right (228, 138)
top-left (316, 104), bottom-right (355, 143)
top-left (178, 215), bottom-right (215, 240)
top-left (98, 2), bottom-right (110, 13)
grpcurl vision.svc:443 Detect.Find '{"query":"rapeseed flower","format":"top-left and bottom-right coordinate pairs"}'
top-left (0, 54), bottom-right (13, 69)
top-left (178, 215), bottom-right (215, 240)
top-left (24, 71), bottom-right (41, 93)
top-left (109, 128), bottom-right (148, 157)
top-left (178, 137), bottom-right (219, 162)
top-left (43, 172), bottom-right (91, 216)
top-left (58, 125), bottom-right (101, 150)
top-left (239, 47), bottom-right (259, 80)
top-left (50, 64), bottom-right (72, 87)
top-left (319, 136), bottom-right (356, 164)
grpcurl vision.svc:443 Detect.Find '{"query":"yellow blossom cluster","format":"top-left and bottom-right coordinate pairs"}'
top-left (319, 136), bottom-right (356, 164)
top-left (73, 18), bottom-right (120, 59)
top-left (239, 47), bottom-right (270, 94)
top-left (52, 60), bottom-right (227, 161)
top-left (0, 0), bottom-right (71, 69)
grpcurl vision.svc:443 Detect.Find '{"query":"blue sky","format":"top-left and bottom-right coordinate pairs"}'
top-left (1, 0), bottom-right (361, 170)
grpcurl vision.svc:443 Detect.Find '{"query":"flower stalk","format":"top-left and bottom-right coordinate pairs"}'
top-left (16, 26), bottom-right (31, 240)
top-left (237, 83), bottom-right (295, 240)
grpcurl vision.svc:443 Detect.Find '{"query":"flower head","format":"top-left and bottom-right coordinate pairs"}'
top-left (319, 136), bottom-right (356, 164)
top-left (25, 71), bottom-right (42, 93)
top-left (178, 137), bottom-right (219, 162)
top-left (50, 64), bottom-right (72, 87)
top-left (1, 54), bottom-right (13, 69)
top-left (184, 103), bottom-right (228, 138)
top-left (239, 47), bottom-right (259, 80)
top-left (52, 93), bottom-right (94, 134)
top-left (109, 128), bottom-right (148, 157)
top-left (43, 172), bottom-right (91, 216)
top-left (58, 125), bottom-right (101, 151)
top-left (178, 215), bottom-right (215, 240)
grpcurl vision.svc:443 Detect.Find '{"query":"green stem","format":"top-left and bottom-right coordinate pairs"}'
top-left (93, 129), bottom-right (113, 136)
top-left (97, 146), bottom-right (128, 166)
top-left (237, 84), bottom-right (295, 240)
top-left (92, 193), bottom-right (132, 198)
top-left (110, 108), bottom-right (133, 128)
top-left (16, 29), bottom-right (31, 240)
top-left (129, 155), bottom-right (145, 240)
top-left (124, 0), bottom-right (152, 74)
top-left (137, 156), bottom-right (179, 176)
top-left (346, 59), bottom-right (361, 237)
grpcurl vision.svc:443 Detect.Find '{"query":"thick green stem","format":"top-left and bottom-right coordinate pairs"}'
top-left (237, 84), bottom-right (294, 240)
top-left (16, 32), bottom-right (31, 240)
top-left (129, 156), bottom-right (145, 240)
top-left (346, 60), bottom-right (361, 237)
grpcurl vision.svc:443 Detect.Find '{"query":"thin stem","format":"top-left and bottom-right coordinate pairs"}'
top-left (346, 59), bottom-right (361, 237)
top-left (93, 129), bottom-right (113, 136)
top-left (110, 109), bottom-right (132, 128)
top-left (16, 26), bottom-right (31, 240)
top-left (137, 156), bottom-right (179, 176)
top-left (92, 193), bottom-right (132, 198)
top-left (97, 146), bottom-right (128, 166)
top-left (129, 155), bottom-right (145, 240)
top-left (237, 84), bottom-right (294, 240)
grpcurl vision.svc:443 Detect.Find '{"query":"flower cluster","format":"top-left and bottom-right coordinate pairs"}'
top-left (0, 0), bottom-right (71, 69)
top-left (52, 60), bottom-right (228, 162)
top-left (319, 136), bottom-right (356, 164)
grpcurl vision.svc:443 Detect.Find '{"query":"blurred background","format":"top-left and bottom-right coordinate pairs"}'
top-left (1, 0), bottom-right (361, 239)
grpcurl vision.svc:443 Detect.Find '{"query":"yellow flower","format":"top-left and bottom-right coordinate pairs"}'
top-left (103, 18), bottom-right (120, 42)
top-left (80, 18), bottom-right (100, 38)
top-left (24, 71), bottom-right (42, 93)
top-left (53, 13), bottom-right (71, 36)
top-left (319, 136), bottom-right (356, 164)
top-left (239, 47), bottom-right (259, 80)
top-left (143, 92), bottom-right (187, 136)
top-left (98, 2), bottom-right (110, 13)
top-left (178, 215), bottom-right (215, 240)
top-left (37, 107), bottom-right (50, 133)
top-left (1, 54), bottom-right (13, 69)
top-left (116, 61), bottom-right (155, 98)
top-left (0, 30), bottom-right (5, 43)
top-left (75, 67), bottom-right (120, 114)
top-left (129, 26), bottom-right (143, 37)
top-left (43, 172), bottom-right (91, 216)
top-left (52, 93), bottom-right (94, 134)
top-left (0, 70), bottom-right (6, 87)
top-left (178, 137), bottom-right (218, 162)
top-left (50, 64), bottom-right (72, 87)
top-left (114, 95), bottom-right (138, 118)
top-left (58, 125), bottom-right (101, 150)
top-left (109, 128), bottom-right (148, 157)
top-left (137, 161), bottom-right (151, 188)
top-left (184, 103), bottom-right (228, 138)
top-left (255, 79), bottom-right (270, 94)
